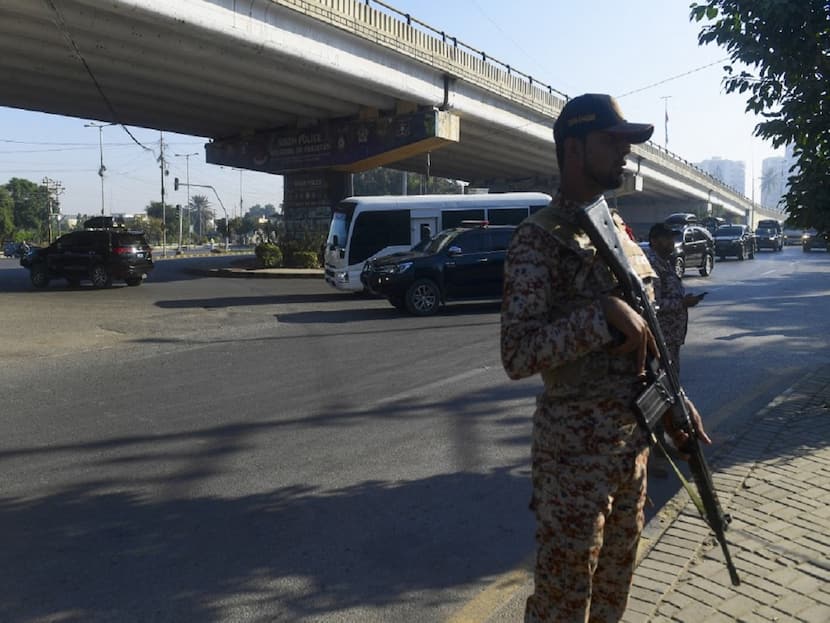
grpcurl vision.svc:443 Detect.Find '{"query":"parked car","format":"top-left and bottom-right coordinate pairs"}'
top-left (714, 224), bottom-right (756, 260)
top-left (639, 224), bottom-right (715, 279)
top-left (361, 223), bottom-right (514, 315)
top-left (21, 226), bottom-right (154, 288)
top-left (801, 229), bottom-right (830, 252)
top-left (755, 219), bottom-right (784, 252)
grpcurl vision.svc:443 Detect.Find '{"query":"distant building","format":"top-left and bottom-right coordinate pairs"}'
top-left (761, 156), bottom-right (787, 210)
top-left (696, 157), bottom-right (746, 196)
top-left (760, 145), bottom-right (798, 212)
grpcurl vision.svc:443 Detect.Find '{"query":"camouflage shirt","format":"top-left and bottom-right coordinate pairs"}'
top-left (643, 246), bottom-right (688, 350)
top-left (501, 193), bottom-right (656, 399)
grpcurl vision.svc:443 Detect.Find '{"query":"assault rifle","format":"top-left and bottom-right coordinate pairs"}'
top-left (576, 196), bottom-right (740, 586)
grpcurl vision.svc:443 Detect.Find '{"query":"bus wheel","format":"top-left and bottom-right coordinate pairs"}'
top-left (405, 279), bottom-right (440, 316)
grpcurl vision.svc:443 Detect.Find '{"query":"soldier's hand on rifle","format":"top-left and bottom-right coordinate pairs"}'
top-left (600, 294), bottom-right (658, 379)
top-left (663, 395), bottom-right (712, 457)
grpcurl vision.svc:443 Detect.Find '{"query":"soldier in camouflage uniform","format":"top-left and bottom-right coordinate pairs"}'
top-left (643, 222), bottom-right (704, 376)
top-left (501, 94), bottom-right (708, 623)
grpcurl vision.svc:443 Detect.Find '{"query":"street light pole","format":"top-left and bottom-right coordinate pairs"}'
top-left (660, 96), bottom-right (671, 150)
top-left (177, 181), bottom-right (230, 251)
top-left (84, 121), bottom-right (116, 215)
top-left (175, 151), bottom-right (198, 249)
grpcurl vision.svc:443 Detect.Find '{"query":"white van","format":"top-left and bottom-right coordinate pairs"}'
top-left (323, 192), bottom-right (551, 292)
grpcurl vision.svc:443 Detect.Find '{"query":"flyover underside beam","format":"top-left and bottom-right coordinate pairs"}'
top-left (0, 1), bottom-right (399, 136)
top-left (205, 108), bottom-right (461, 174)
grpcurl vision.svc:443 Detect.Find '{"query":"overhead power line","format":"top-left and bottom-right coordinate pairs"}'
top-left (616, 58), bottom-right (730, 98)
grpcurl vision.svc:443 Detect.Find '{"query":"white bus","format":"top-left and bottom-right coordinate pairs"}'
top-left (323, 192), bottom-right (552, 292)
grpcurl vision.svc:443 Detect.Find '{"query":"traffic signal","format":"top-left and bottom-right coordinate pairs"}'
top-left (174, 177), bottom-right (179, 191)
top-left (175, 204), bottom-right (181, 217)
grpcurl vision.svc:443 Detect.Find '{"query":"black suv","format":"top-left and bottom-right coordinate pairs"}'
top-left (21, 227), bottom-right (153, 288)
top-left (671, 225), bottom-right (715, 278)
top-left (755, 219), bottom-right (784, 252)
top-left (638, 224), bottom-right (715, 279)
top-left (361, 224), bottom-right (514, 315)
top-left (714, 224), bottom-right (756, 260)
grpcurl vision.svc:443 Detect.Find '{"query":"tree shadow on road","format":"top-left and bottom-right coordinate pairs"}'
top-left (0, 461), bottom-right (531, 622)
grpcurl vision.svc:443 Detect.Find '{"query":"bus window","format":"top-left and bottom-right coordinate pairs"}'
top-left (442, 209), bottom-right (485, 229)
top-left (488, 207), bottom-right (529, 225)
top-left (489, 228), bottom-right (514, 250)
top-left (348, 209), bottom-right (411, 265)
top-left (327, 212), bottom-right (349, 249)
top-left (327, 201), bottom-right (357, 248)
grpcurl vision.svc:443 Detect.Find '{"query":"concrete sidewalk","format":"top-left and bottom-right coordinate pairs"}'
top-left (481, 364), bottom-right (830, 623)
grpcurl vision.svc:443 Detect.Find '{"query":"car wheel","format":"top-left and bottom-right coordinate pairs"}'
top-left (673, 256), bottom-right (685, 279)
top-left (125, 276), bottom-right (142, 287)
top-left (90, 264), bottom-right (112, 288)
top-left (699, 254), bottom-right (714, 277)
top-left (30, 264), bottom-right (49, 288)
top-left (405, 278), bottom-right (440, 316)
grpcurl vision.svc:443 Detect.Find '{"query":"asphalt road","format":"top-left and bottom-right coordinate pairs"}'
top-left (1, 247), bottom-right (828, 623)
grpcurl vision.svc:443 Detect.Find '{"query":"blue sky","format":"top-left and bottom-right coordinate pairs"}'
top-left (0, 0), bottom-right (779, 217)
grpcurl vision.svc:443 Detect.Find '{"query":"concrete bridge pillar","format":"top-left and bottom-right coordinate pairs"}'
top-left (281, 171), bottom-right (351, 240)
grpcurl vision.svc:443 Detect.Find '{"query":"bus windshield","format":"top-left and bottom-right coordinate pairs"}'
top-left (327, 202), bottom-right (356, 247)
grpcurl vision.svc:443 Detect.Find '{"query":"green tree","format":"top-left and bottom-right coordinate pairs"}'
top-left (145, 200), bottom-right (177, 243)
top-left (190, 194), bottom-right (214, 241)
top-left (0, 186), bottom-right (13, 239)
top-left (690, 1), bottom-right (830, 229)
top-left (5, 177), bottom-right (49, 238)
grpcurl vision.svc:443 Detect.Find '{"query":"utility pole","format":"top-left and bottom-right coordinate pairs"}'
top-left (158, 132), bottom-right (168, 257)
top-left (42, 177), bottom-right (64, 243)
top-left (660, 96), bottom-right (672, 150)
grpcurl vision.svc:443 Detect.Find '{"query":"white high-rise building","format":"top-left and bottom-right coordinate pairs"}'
top-left (760, 145), bottom-right (798, 212)
top-left (761, 156), bottom-right (788, 210)
top-left (696, 157), bottom-right (746, 196)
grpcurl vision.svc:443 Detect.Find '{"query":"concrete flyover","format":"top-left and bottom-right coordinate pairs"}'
top-left (0, 0), bottom-right (775, 225)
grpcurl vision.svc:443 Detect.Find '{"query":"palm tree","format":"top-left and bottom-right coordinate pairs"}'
top-left (189, 195), bottom-right (214, 241)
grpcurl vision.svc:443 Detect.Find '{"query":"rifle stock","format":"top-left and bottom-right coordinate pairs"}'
top-left (576, 197), bottom-right (740, 586)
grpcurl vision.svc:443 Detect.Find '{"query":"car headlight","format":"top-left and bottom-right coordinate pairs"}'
top-left (378, 261), bottom-right (412, 274)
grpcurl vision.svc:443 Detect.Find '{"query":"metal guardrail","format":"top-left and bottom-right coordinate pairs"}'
top-left (271, 0), bottom-right (567, 114)
top-left (362, 0), bottom-right (568, 99)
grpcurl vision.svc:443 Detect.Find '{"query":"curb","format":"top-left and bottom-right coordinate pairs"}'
top-left (182, 267), bottom-right (324, 279)
top-left (208, 267), bottom-right (323, 279)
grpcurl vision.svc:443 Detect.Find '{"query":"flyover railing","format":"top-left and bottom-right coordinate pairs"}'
top-left (273, 0), bottom-right (773, 216)
top-left (271, 0), bottom-right (567, 115)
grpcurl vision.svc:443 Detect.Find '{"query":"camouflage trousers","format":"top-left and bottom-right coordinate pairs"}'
top-left (525, 392), bottom-right (650, 623)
